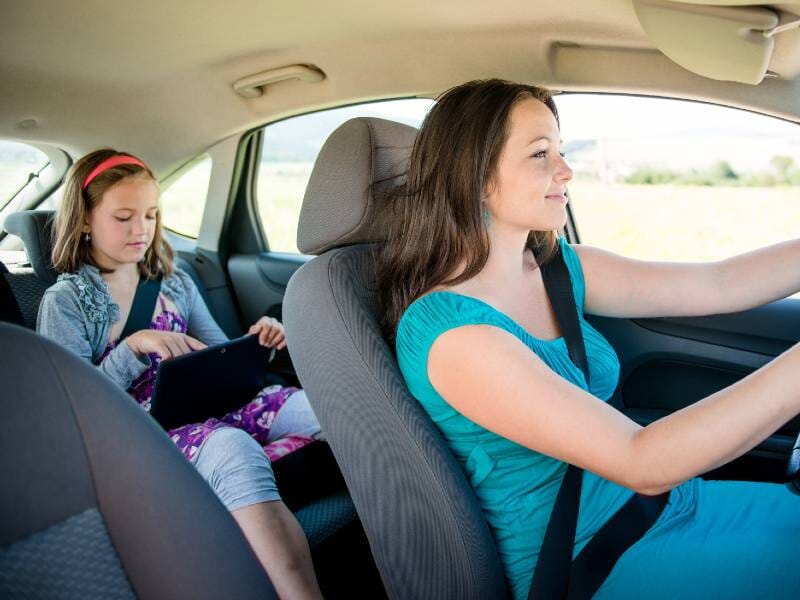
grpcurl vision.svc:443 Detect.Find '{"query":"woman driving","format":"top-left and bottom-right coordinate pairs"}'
top-left (379, 79), bottom-right (800, 599)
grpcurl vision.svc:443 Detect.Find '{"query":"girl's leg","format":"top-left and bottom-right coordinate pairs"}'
top-left (267, 389), bottom-right (324, 443)
top-left (192, 427), bottom-right (322, 600)
top-left (218, 387), bottom-right (322, 447)
top-left (232, 501), bottom-right (322, 600)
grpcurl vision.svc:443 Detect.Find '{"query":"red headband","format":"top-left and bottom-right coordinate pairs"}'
top-left (82, 155), bottom-right (147, 190)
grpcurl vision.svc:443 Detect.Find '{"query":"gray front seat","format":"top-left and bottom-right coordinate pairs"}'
top-left (284, 117), bottom-right (510, 599)
top-left (0, 323), bottom-right (278, 599)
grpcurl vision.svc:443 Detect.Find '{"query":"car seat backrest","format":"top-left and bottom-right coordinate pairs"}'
top-left (0, 262), bottom-right (25, 325)
top-left (2, 210), bottom-right (64, 330)
top-left (2, 266), bottom-right (51, 328)
top-left (284, 117), bottom-right (510, 599)
top-left (1, 213), bottom-right (364, 584)
top-left (1, 211), bottom-right (57, 328)
top-left (0, 322), bottom-right (277, 599)
top-left (0, 262), bottom-right (25, 326)
top-left (4, 210), bottom-right (58, 285)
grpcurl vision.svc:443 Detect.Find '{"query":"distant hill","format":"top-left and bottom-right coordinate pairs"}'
top-left (564, 131), bottom-right (800, 179)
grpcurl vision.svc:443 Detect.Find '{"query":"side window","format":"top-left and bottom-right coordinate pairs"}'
top-left (555, 94), bottom-right (800, 263)
top-left (256, 99), bottom-right (433, 253)
top-left (0, 141), bottom-right (49, 208)
top-left (160, 154), bottom-right (212, 239)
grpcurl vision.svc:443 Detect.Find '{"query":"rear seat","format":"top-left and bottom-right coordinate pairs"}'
top-left (0, 262), bottom-right (47, 328)
top-left (1, 211), bottom-right (367, 577)
top-left (0, 211), bottom-right (55, 328)
top-left (0, 263), bottom-right (22, 325)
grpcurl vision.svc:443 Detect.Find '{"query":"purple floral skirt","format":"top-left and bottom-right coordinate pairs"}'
top-left (100, 297), bottom-right (314, 462)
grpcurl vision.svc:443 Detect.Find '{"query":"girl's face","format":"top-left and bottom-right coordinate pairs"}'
top-left (484, 97), bottom-right (573, 232)
top-left (85, 176), bottom-right (159, 271)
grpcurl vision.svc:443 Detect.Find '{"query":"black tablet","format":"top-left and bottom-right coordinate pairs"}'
top-left (149, 334), bottom-right (275, 431)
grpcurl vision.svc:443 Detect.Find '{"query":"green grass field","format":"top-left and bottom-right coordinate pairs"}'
top-left (256, 162), bottom-right (315, 253)
top-left (568, 182), bottom-right (800, 262)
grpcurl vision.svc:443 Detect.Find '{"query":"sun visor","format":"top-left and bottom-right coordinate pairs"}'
top-left (633, 0), bottom-right (779, 84)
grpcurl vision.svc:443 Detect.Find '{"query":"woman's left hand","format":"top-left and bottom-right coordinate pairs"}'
top-left (248, 316), bottom-right (287, 350)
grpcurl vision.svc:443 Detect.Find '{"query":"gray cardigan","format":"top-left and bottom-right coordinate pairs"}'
top-left (37, 264), bottom-right (229, 390)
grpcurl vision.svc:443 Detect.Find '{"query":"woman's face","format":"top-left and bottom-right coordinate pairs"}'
top-left (484, 97), bottom-right (573, 232)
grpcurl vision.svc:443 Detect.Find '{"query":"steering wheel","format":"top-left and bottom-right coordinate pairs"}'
top-left (786, 433), bottom-right (800, 495)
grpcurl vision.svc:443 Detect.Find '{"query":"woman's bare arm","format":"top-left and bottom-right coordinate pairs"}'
top-left (428, 324), bottom-right (800, 495)
top-left (575, 240), bottom-right (800, 319)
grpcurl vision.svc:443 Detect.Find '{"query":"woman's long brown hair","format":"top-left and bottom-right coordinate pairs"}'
top-left (376, 79), bottom-right (560, 340)
top-left (52, 148), bottom-right (174, 278)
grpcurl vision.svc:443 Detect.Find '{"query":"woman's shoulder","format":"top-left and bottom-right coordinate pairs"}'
top-left (396, 290), bottom-right (506, 357)
top-left (400, 290), bottom-right (493, 328)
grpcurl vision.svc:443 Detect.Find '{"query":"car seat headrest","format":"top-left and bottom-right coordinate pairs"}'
top-left (4, 210), bottom-right (57, 285)
top-left (297, 117), bottom-right (417, 255)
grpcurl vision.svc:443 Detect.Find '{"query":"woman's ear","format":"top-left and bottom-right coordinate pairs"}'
top-left (483, 175), bottom-right (497, 203)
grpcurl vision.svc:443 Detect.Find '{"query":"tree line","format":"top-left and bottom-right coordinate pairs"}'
top-left (623, 156), bottom-right (800, 186)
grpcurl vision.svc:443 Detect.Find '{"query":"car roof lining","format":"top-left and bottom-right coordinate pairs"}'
top-left (1, 0), bottom-right (799, 174)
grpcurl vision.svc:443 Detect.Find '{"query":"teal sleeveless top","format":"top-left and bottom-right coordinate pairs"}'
top-left (395, 237), bottom-right (635, 599)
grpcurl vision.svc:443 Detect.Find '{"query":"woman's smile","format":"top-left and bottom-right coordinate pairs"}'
top-left (545, 192), bottom-right (567, 205)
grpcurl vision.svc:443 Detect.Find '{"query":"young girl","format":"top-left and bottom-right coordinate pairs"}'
top-left (381, 79), bottom-right (800, 599)
top-left (37, 148), bottom-right (324, 600)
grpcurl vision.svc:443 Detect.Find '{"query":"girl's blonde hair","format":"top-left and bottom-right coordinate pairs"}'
top-left (52, 148), bottom-right (174, 278)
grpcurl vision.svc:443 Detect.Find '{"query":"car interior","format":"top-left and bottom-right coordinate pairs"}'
top-left (2, 0), bottom-right (800, 597)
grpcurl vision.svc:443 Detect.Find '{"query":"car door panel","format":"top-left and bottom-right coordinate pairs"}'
top-left (228, 253), bottom-right (309, 325)
top-left (587, 302), bottom-right (800, 481)
top-left (228, 253), bottom-right (310, 384)
top-left (633, 298), bottom-right (800, 356)
top-left (256, 252), bottom-right (309, 288)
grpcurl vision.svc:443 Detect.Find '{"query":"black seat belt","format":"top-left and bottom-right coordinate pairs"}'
top-left (120, 275), bottom-right (162, 342)
top-left (528, 244), bottom-right (668, 600)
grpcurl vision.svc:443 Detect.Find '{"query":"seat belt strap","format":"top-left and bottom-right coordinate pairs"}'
top-left (120, 275), bottom-right (162, 342)
top-left (529, 246), bottom-right (589, 600)
top-left (540, 249), bottom-right (590, 388)
top-left (567, 490), bottom-right (669, 599)
top-left (529, 462), bottom-right (584, 599)
top-left (528, 242), bottom-right (668, 600)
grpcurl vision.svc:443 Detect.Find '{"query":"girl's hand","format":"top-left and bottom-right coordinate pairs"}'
top-left (127, 330), bottom-right (207, 360)
top-left (249, 316), bottom-right (286, 350)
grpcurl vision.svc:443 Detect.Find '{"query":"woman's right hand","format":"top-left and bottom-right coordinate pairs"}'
top-left (127, 330), bottom-right (207, 360)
